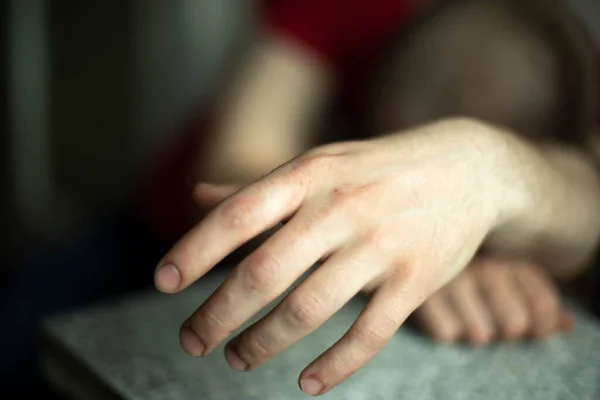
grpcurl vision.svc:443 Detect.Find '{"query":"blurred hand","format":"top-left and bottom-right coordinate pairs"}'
top-left (155, 119), bottom-right (524, 395)
top-left (414, 257), bottom-right (573, 346)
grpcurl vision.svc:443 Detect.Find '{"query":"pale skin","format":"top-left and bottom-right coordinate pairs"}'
top-left (194, 184), bottom-right (576, 346)
top-left (156, 34), bottom-right (600, 395)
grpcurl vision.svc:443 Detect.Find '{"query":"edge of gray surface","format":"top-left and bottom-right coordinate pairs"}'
top-left (42, 270), bottom-right (600, 400)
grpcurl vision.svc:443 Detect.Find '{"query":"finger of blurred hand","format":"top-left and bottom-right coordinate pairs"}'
top-left (414, 291), bottom-right (462, 344)
top-left (180, 200), bottom-right (354, 356)
top-left (474, 259), bottom-right (529, 340)
top-left (221, 242), bottom-right (390, 371)
top-left (155, 171), bottom-right (306, 294)
top-left (557, 311), bottom-right (574, 332)
top-left (511, 264), bottom-right (561, 340)
top-left (298, 270), bottom-right (425, 396)
top-left (447, 271), bottom-right (494, 346)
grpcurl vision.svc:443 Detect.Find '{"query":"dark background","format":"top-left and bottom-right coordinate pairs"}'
top-left (1, 0), bottom-right (599, 398)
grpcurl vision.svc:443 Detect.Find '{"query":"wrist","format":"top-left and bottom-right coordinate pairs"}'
top-left (455, 120), bottom-right (600, 276)
top-left (461, 119), bottom-right (537, 234)
top-left (477, 123), bottom-right (561, 259)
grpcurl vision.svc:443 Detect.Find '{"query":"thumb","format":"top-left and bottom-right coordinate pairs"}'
top-left (192, 182), bottom-right (242, 207)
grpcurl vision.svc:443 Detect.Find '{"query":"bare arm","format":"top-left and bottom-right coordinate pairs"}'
top-left (202, 32), bottom-right (334, 183)
top-left (484, 127), bottom-right (600, 281)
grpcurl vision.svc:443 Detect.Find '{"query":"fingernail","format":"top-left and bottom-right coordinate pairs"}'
top-left (180, 327), bottom-right (205, 357)
top-left (155, 263), bottom-right (181, 293)
top-left (300, 378), bottom-right (324, 396)
top-left (225, 347), bottom-right (249, 371)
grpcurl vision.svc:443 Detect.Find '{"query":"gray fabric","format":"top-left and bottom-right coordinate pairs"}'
top-left (42, 268), bottom-right (600, 400)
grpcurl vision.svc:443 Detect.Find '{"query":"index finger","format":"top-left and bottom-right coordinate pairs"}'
top-left (155, 170), bottom-right (306, 293)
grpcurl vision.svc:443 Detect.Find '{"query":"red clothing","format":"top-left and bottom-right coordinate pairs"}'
top-left (262, 0), bottom-right (416, 109)
top-left (136, 0), bottom-right (600, 245)
top-left (136, 0), bottom-right (420, 244)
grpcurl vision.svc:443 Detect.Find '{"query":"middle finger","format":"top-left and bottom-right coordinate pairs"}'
top-left (180, 204), bottom-right (352, 356)
top-left (223, 240), bottom-right (392, 371)
top-left (475, 260), bottom-right (529, 340)
top-left (448, 272), bottom-right (495, 346)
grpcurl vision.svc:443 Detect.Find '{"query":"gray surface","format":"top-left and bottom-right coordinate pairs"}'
top-left (43, 269), bottom-right (600, 400)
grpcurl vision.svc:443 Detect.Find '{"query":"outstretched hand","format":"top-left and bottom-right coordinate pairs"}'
top-left (155, 119), bottom-right (518, 395)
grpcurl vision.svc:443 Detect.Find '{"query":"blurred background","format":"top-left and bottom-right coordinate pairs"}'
top-left (5, 0), bottom-right (599, 259)
top-left (4, 0), bottom-right (254, 256)
top-left (3, 0), bottom-right (256, 397)
top-left (2, 0), bottom-right (599, 398)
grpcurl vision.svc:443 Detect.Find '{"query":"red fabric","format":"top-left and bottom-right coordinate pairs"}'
top-left (262, 0), bottom-right (417, 114)
top-left (261, 0), bottom-right (415, 68)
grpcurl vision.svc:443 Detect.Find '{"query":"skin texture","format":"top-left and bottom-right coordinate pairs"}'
top-left (162, 119), bottom-right (505, 394)
top-left (193, 184), bottom-right (575, 347)
top-left (158, 118), bottom-right (600, 395)
top-left (165, 1), bottom-right (600, 396)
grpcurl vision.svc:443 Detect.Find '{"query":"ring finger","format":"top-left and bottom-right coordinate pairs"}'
top-left (222, 241), bottom-right (392, 371)
top-left (180, 203), bottom-right (353, 356)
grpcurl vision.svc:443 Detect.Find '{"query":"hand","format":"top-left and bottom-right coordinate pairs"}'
top-left (414, 256), bottom-right (573, 346)
top-left (194, 189), bottom-right (575, 346)
top-left (155, 119), bottom-right (514, 395)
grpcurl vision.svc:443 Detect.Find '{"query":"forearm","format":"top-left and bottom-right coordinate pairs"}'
top-left (203, 33), bottom-right (333, 184)
top-left (485, 127), bottom-right (600, 280)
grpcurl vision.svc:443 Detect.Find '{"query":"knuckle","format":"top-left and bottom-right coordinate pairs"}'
top-left (290, 152), bottom-right (341, 181)
top-left (504, 320), bottom-right (527, 339)
top-left (239, 332), bottom-right (271, 363)
top-left (351, 315), bottom-right (396, 351)
top-left (329, 184), bottom-right (379, 216)
top-left (190, 309), bottom-right (230, 344)
top-left (392, 261), bottom-right (419, 284)
top-left (219, 196), bottom-right (258, 230)
top-left (351, 325), bottom-right (390, 351)
top-left (283, 293), bottom-right (324, 328)
top-left (313, 198), bottom-right (341, 222)
top-left (467, 325), bottom-right (493, 345)
top-left (502, 313), bottom-right (528, 338)
top-left (290, 153), bottom-right (320, 174)
top-left (390, 264), bottom-right (430, 300)
top-left (329, 353), bottom-right (355, 379)
top-left (243, 250), bottom-right (282, 292)
top-left (202, 308), bottom-right (227, 330)
top-left (360, 229), bottom-right (395, 253)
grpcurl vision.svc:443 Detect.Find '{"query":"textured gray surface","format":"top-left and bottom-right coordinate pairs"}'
top-left (43, 269), bottom-right (600, 400)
